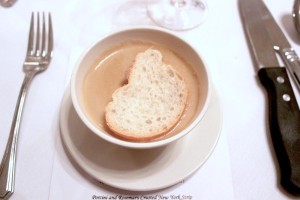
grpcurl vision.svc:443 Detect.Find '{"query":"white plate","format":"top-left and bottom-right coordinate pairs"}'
top-left (59, 87), bottom-right (222, 191)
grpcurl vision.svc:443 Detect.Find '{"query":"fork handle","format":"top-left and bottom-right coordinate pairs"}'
top-left (0, 72), bottom-right (35, 199)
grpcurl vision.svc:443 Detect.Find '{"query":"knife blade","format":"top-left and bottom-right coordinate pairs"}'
top-left (239, 0), bottom-right (300, 195)
top-left (259, 0), bottom-right (300, 91)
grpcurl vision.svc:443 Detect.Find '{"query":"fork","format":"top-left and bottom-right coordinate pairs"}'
top-left (0, 12), bottom-right (53, 199)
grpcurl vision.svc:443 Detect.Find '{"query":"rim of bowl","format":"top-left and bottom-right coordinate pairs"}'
top-left (71, 26), bottom-right (212, 149)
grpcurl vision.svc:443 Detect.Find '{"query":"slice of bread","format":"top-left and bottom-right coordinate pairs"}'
top-left (105, 49), bottom-right (188, 141)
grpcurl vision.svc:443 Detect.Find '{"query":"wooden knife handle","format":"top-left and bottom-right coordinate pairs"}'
top-left (258, 67), bottom-right (300, 195)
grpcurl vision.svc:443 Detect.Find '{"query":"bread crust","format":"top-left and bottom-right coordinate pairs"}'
top-left (105, 49), bottom-right (188, 141)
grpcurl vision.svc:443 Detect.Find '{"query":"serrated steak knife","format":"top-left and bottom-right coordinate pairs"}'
top-left (239, 0), bottom-right (300, 195)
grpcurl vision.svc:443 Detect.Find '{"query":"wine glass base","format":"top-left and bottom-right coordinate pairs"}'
top-left (147, 0), bottom-right (208, 31)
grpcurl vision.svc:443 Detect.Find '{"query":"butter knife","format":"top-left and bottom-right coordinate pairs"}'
top-left (239, 0), bottom-right (300, 195)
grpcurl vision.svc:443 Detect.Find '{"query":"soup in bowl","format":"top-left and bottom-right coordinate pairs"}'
top-left (71, 27), bottom-right (211, 149)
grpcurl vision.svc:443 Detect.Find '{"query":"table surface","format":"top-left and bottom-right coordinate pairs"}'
top-left (0, 0), bottom-right (299, 199)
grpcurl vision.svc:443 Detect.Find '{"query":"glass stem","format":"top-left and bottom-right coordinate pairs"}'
top-left (170, 0), bottom-right (186, 8)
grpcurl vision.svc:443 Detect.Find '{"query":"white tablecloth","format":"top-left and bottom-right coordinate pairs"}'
top-left (0, 0), bottom-right (298, 199)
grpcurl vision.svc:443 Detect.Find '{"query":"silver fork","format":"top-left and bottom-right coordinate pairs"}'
top-left (0, 12), bottom-right (53, 199)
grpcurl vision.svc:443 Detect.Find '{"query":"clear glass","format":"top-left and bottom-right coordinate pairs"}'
top-left (147, 0), bottom-right (208, 31)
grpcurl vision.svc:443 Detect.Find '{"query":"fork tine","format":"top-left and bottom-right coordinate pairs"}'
top-left (47, 13), bottom-right (53, 57)
top-left (41, 12), bottom-right (46, 57)
top-left (35, 13), bottom-right (40, 56)
top-left (26, 12), bottom-right (34, 56)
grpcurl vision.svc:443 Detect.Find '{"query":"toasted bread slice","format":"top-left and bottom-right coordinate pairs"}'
top-left (105, 49), bottom-right (188, 141)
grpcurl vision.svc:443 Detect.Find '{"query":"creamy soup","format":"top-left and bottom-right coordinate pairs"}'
top-left (82, 40), bottom-right (202, 141)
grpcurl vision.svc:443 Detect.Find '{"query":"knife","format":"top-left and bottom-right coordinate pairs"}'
top-left (239, 0), bottom-right (300, 195)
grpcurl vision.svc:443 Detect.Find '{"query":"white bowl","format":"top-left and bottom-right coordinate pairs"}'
top-left (71, 26), bottom-right (211, 149)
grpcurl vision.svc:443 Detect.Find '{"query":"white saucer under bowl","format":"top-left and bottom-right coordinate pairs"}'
top-left (59, 86), bottom-right (222, 191)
